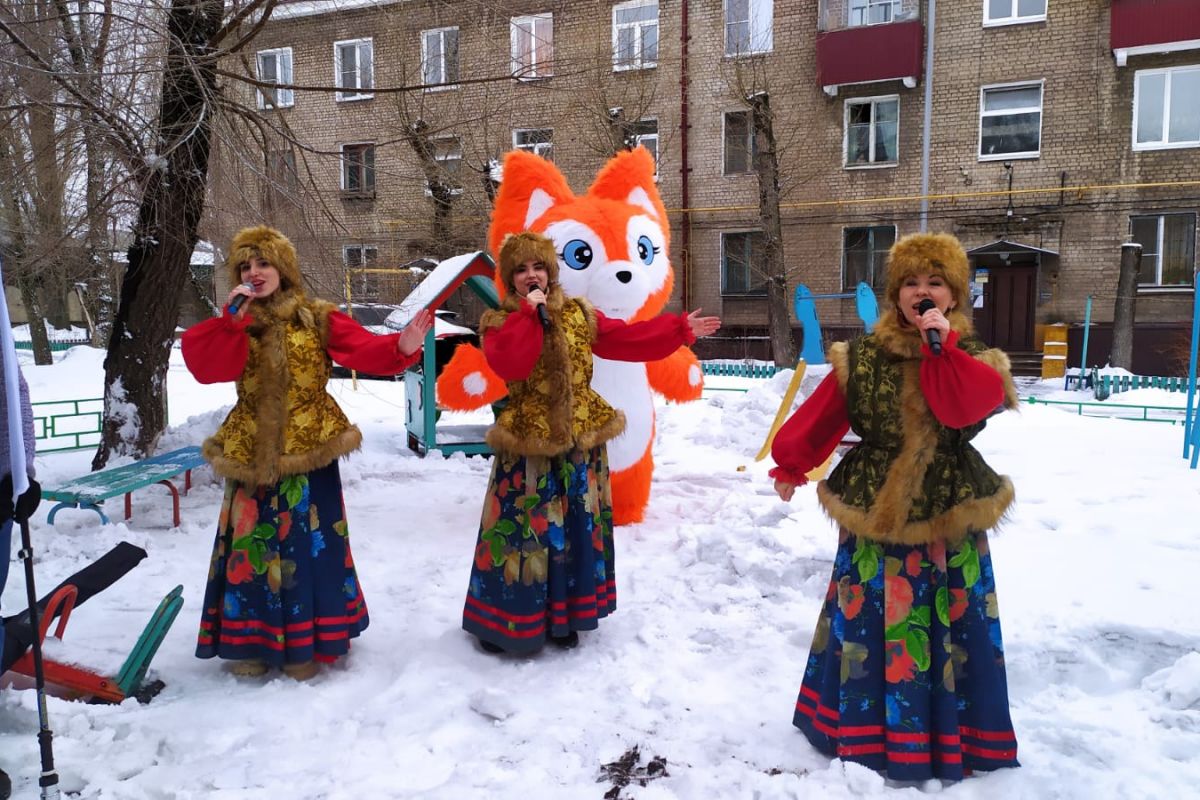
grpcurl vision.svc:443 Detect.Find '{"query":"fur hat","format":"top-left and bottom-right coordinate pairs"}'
top-left (885, 232), bottom-right (970, 311)
top-left (225, 225), bottom-right (302, 292)
top-left (497, 231), bottom-right (559, 295)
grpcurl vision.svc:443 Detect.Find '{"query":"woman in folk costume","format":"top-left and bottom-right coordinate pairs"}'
top-left (769, 232), bottom-right (1020, 780)
top-left (463, 232), bottom-right (719, 654)
top-left (182, 225), bottom-right (431, 680)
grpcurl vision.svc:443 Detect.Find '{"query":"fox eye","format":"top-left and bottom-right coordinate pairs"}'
top-left (636, 235), bottom-right (660, 266)
top-left (560, 239), bottom-right (593, 270)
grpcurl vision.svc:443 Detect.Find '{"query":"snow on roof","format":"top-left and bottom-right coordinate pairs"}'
top-left (271, 0), bottom-right (403, 20)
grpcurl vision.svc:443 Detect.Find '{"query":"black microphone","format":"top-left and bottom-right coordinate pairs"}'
top-left (532, 284), bottom-right (551, 331)
top-left (228, 283), bottom-right (254, 315)
top-left (916, 298), bottom-right (943, 356)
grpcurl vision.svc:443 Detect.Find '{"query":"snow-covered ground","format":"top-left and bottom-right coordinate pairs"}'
top-left (2, 347), bottom-right (1199, 800)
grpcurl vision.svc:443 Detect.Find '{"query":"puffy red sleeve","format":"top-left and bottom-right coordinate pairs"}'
top-left (591, 311), bottom-right (697, 361)
top-left (920, 330), bottom-right (1007, 428)
top-left (768, 372), bottom-right (850, 487)
top-left (483, 305), bottom-right (543, 381)
top-left (181, 313), bottom-right (253, 384)
top-left (326, 311), bottom-right (421, 375)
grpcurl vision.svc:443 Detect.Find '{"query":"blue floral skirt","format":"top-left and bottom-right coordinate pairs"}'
top-left (793, 528), bottom-right (1019, 781)
top-left (462, 446), bottom-right (615, 653)
top-left (196, 461), bottom-right (368, 666)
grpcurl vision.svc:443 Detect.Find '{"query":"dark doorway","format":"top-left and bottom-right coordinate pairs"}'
top-left (973, 260), bottom-right (1037, 351)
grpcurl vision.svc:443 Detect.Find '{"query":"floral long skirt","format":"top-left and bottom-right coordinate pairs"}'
top-left (462, 446), bottom-right (615, 653)
top-left (793, 528), bottom-right (1019, 781)
top-left (196, 461), bottom-right (368, 666)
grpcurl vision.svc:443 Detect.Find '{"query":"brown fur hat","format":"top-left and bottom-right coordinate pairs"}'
top-left (885, 232), bottom-right (970, 311)
top-left (225, 225), bottom-right (303, 292)
top-left (497, 231), bottom-right (559, 294)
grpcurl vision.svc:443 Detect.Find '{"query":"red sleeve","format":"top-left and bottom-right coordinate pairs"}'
top-left (483, 305), bottom-right (543, 381)
top-left (768, 372), bottom-right (850, 486)
top-left (326, 311), bottom-right (421, 375)
top-left (181, 313), bottom-right (253, 384)
top-left (591, 311), bottom-right (697, 361)
top-left (920, 330), bottom-right (1007, 428)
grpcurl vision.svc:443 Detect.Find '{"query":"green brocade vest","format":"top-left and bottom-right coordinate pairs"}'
top-left (816, 315), bottom-right (1016, 546)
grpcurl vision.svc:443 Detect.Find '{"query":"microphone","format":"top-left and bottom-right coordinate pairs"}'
top-left (228, 283), bottom-right (254, 315)
top-left (531, 283), bottom-right (551, 331)
top-left (916, 299), bottom-right (943, 356)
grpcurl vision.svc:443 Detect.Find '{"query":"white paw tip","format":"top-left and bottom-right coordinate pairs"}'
top-left (464, 372), bottom-right (487, 396)
top-left (688, 365), bottom-right (702, 386)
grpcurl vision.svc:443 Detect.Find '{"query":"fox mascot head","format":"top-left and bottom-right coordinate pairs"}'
top-left (438, 147), bottom-right (704, 525)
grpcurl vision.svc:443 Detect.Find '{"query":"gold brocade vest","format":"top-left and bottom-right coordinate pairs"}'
top-left (484, 294), bottom-right (625, 457)
top-left (202, 293), bottom-right (362, 487)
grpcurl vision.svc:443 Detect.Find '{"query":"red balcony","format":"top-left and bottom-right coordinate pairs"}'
top-left (815, 18), bottom-right (924, 96)
top-left (1112, 0), bottom-right (1200, 66)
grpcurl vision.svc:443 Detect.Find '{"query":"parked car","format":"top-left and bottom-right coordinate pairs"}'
top-left (331, 304), bottom-right (478, 380)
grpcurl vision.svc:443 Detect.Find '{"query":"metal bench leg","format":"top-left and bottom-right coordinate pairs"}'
top-left (47, 502), bottom-right (109, 526)
top-left (156, 480), bottom-right (182, 528)
top-left (184, 469), bottom-right (192, 494)
top-left (125, 492), bottom-right (132, 521)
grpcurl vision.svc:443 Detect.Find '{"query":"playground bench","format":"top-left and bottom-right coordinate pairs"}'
top-left (42, 446), bottom-right (206, 527)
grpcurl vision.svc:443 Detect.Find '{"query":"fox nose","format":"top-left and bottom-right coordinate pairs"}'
top-left (616, 271), bottom-right (632, 284)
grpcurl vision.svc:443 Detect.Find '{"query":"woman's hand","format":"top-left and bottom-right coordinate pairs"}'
top-left (397, 309), bottom-right (434, 356)
top-left (225, 283), bottom-right (255, 320)
top-left (914, 305), bottom-right (951, 342)
top-left (686, 309), bottom-right (721, 338)
top-left (525, 288), bottom-right (547, 311)
top-left (774, 479), bottom-right (796, 502)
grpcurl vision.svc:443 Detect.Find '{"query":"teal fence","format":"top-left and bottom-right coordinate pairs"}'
top-left (32, 397), bottom-right (104, 452)
top-left (701, 361), bottom-right (780, 379)
top-left (14, 339), bottom-right (91, 353)
top-left (1065, 369), bottom-right (1188, 396)
top-left (1023, 396), bottom-right (1186, 424)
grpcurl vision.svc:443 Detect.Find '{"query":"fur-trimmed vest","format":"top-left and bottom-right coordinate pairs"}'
top-left (482, 289), bottom-right (625, 457)
top-left (816, 311), bottom-right (1019, 546)
top-left (203, 290), bottom-right (361, 487)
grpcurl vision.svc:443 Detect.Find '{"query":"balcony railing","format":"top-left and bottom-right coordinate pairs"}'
top-left (818, 0), bottom-right (921, 34)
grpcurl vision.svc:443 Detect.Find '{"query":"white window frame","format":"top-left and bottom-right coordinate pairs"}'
top-left (983, 0), bottom-right (1047, 27)
top-left (978, 80), bottom-right (1044, 161)
top-left (334, 38), bottom-right (374, 102)
top-left (841, 225), bottom-right (897, 290)
top-left (1133, 65), bottom-right (1200, 151)
top-left (421, 27), bottom-right (459, 90)
top-left (425, 136), bottom-right (464, 197)
top-left (511, 13), bottom-right (554, 80)
top-left (513, 128), bottom-right (553, 159)
top-left (343, 245), bottom-right (381, 300)
top-left (256, 47), bottom-right (294, 110)
top-left (1130, 213), bottom-right (1197, 289)
top-left (849, 0), bottom-right (902, 27)
top-left (722, 110), bottom-right (755, 175)
top-left (720, 230), bottom-right (767, 296)
top-left (340, 142), bottom-right (375, 195)
top-left (844, 95), bottom-right (899, 168)
top-left (630, 118), bottom-right (659, 177)
top-left (612, 0), bottom-right (659, 71)
top-left (724, 0), bottom-right (773, 57)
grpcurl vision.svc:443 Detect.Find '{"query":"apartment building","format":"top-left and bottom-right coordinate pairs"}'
top-left (203, 0), bottom-right (1200, 373)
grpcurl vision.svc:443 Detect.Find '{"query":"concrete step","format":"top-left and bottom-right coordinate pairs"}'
top-left (1006, 351), bottom-right (1043, 377)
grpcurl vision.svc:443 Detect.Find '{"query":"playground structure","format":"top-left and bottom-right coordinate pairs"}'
top-left (1185, 280), bottom-right (1199, 468)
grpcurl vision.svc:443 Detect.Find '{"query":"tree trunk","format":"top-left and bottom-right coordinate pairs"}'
top-left (749, 93), bottom-right (796, 367)
top-left (1110, 242), bottom-right (1140, 371)
top-left (17, 272), bottom-right (53, 364)
top-left (92, 0), bottom-right (222, 469)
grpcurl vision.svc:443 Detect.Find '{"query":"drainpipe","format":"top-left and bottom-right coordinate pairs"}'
top-left (679, 0), bottom-right (691, 310)
top-left (919, 0), bottom-right (935, 232)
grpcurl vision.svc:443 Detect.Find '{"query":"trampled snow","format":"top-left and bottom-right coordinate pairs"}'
top-left (2, 346), bottom-right (1198, 799)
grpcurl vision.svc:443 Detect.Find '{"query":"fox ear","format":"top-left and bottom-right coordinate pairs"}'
top-left (488, 150), bottom-right (575, 256)
top-left (586, 147), bottom-right (666, 225)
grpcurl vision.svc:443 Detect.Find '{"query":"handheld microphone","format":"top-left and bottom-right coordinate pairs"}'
top-left (532, 283), bottom-right (551, 331)
top-left (228, 283), bottom-right (255, 315)
top-left (916, 299), bottom-right (943, 356)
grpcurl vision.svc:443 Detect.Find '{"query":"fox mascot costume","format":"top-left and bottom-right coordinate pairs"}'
top-left (437, 147), bottom-right (704, 525)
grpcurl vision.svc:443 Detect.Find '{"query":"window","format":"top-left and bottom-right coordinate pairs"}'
top-left (628, 118), bottom-right (659, 173)
top-left (335, 39), bottom-right (373, 101)
top-left (514, 128), bottom-right (553, 159)
top-left (426, 136), bottom-right (463, 195)
top-left (344, 245), bottom-right (380, 300)
top-left (725, 0), bottom-right (773, 56)
top-left (984, 0), bottom-right (1047, 26)
top-left (1133, 66), bottom-right (1200, 150)
top-left (421, 27), bottom-right (459, 88)
top-left (1131, 214), bottom-right (1196, 287)
top-left (723, 110), bottom-right (755, 174)
top-left (845, 96), bottom-right (898, 166)
top-left (341, 143), bottom-right (375, 195)
top-left (511, 14), bottom-right (553, 79)
top-left (256, 48), bottom-right (293, 109)
top-left (843, 226), bottom-right (896, 290)
top-left (850, 0), bottom-right (901, 27)
top-left (722, 232), bottom-right (767, 295)
top-left (613, 1), bottom-right (658, 70)
top-left (979, 82), bottom-right (1043, 159)
top-left (264, 149), bottom-right (298, 210)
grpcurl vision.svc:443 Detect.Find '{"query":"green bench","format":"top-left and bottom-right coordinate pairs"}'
top-left (43, 446), bottom-right (207, 527)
